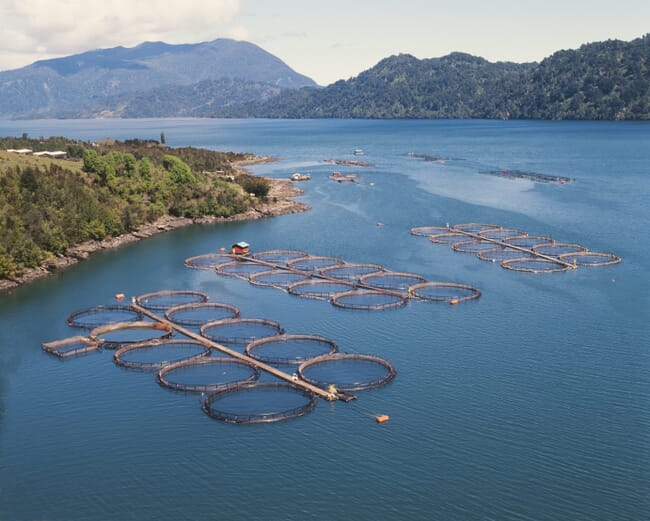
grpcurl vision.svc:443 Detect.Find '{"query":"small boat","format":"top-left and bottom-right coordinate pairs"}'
top-left (329, 171), bottom-right (358, 183)
top-left (353, 149), bottom-right (364, 155)
top-left (290, 172), bottom-right (311, 181)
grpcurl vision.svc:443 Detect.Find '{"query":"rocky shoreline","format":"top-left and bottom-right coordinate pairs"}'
top-left (0, 169), bottom-right (309, 293)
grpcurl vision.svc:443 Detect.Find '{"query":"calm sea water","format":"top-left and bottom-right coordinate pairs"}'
top-left (0, 119), bottom-right (648, 521)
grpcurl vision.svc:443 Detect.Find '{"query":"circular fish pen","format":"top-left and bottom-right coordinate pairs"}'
top-left (503, 236), bottom-right (555, 249)
top-left (165, 302), bottom-right (240, 327)
top-left (215, 260), bottom-right (270, 280)
top-left (359, 271), bottom-right (427, 291)
top-left (42, 336), bottom-right (100, 359)
top-left (89, 321), bottom-right (173, 349)
top-left (251, 249), bottom-right (309, 266)
top-left (249, 269), bottom-right (312, 290)
top-left (559, 251), bottom-right (621, 267)
top-left (202, 383), bottom-right (317, 424)
top-left (451, 240), bottom-right (503, 254)
top-left (331, 290), bottom-right (407, 311)
top-left (157, 357), bottom-right (260, 393)
top-left (319, 263), bottom-right (385, 282)
top-left (298, 353), bottom-right (396, 392)
top-left (113, 339), bottom-right (210, 370)
top-left (287, 256), bottom-right (346, 272)
top-left (200, 318), bottom-right (285, 345)
top-left (184, 253), bottom-right (232, 270)
top-left (66, 305), bottom-right (143, 330)
top-left (409, 282), bottom-right (481, 303)
top-left (429, 232), bottom-right (469, 244)
top-left (246, 334), bottom-right (338, 365)
top-left (533, 243), bottom-right (588, 255)
top-left (477, 248), bottom-right (536, 263)
top-left (479, 228), bottom-right (527, 240)
top-left (453, 223), bottom-right (500, 233)
top-left (501, 258), bottom-right (571, 273)
top-left (410, 226), bottom-right (449, 237)
top-left (136, 290), bottom-right (208, 311)
top-left (287, 279), bottom-right (356, 300)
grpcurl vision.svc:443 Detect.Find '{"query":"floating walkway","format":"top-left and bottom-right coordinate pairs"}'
top-left (185, 250), bottom-right (481, 309)
top-left (411, 223), bottom-right (621, 273)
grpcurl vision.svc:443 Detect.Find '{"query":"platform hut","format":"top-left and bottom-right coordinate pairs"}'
top-left (231, 241), bottom-right (250, 256)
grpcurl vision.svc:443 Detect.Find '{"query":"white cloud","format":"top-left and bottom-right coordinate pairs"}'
top-left (0, 0), bottom-right (240, 70)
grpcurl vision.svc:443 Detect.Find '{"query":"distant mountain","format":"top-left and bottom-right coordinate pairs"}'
top-left (0, 39), bottom-right (317, 118)
top-left (222, 34), bottom-right (650, 120)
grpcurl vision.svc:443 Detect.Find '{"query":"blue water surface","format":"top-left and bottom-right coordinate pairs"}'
top-left (0, 119), bottom-right (648, 521)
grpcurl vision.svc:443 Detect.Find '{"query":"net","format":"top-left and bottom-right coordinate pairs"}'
top-left (298, 353), bottom-right (396, 392)
top-left (331, 290), bottom-right (407, 310)
top-left (136, 290), bottom-right (208, 311)
top-left (202, 383), bottom-right (317, 424)
top-left (477, 248), bottom-right (536, 262)
top-left (200, 318), bottom-right (285, 344)
top-left (157, 357), bottom-right (260, 392)
top-left (501, 258), bottom-right (571, 273)
top-left (453, 223), bottom-right (500, 233)
top-left (558, 251), bottom-right (621, 267)
top-left (287, 256), bottom-right (346, 272)
top-left (249, 269), bottom-right (312, 290)
top-left (113, 339), bottom-right (210, 370)
top-left (165, 302), bottom-right (240, 327)
top-left (532, 243), bottom-right (588, 255)
top-left (319, 263), bottom-right (385, 282)
top-left (478, 228), bottom-right (526, 240)
top-left (184, 253), bottom-right (232, 270)
top-left (215, 260), bottom-right (270, 279)
top-left (429, 232), bottom-right (469, 244)
top-left (66, 305), bottom-right (142, 330)
top-left (89, 321), bottom-right (173, 349)
top-left (42, 336), bottom-right (99, 359)
top-left (287, 279), bottom-right (356, 300)
top-left (251, 250), bottom-right (309, 266)
top-left (410, 226), bottom-right (449, 237)
top-left (409, 282), bottom-right (481, 303)
top-left (503, 236), bottom-right (555, 249)
top-left (359, 271), bottom-right (427, 291)
top-left (451, 240), bottom-right (501, 253)
top-left (246, 334), bottom-right (338, 365)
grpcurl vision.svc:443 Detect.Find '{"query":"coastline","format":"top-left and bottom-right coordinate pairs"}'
top-left (0, 160), bottom-right (309, 293)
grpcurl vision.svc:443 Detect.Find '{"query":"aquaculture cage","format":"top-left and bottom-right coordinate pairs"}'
top-left (410, 226), bottom-right (449, 237)
top-left (409, 282), bottom-right (481, 303)
top-left (287, 279), bottom-right (356, 300)
top-left (157, 357), bottom-right (260, 393)
top-left (165, 302), bottom-right (240, 327)
top-left (183, 253), bottom-right (232, 270)
top-left (287, 256), bottom-right (346, 272)
top-left (215, 260), bottom-right (270, 280)
top-left (501, 258), bottom-right (572, 273)
top-left (319, 263), bottom-right (385, 282)
top-left (453, 223), bottom-right (500, 233)
top-left (478, 228), bottom-right (527, 240)
top-left (298, 353), bottom-right (396, 392)
top-left (200, 318), bottom-right (285, 345)
top-left (136, 290), bottom-right (208, 311)
top-left (89, 321), bottom-right (173, 349)
top-left (251, 250), bottom-right (309, 266)
top-left (113, 339), bottom-right (210, 370)
top-left (246, 334), bottom-right (338, 365)
top-left (359, 271), bottom-right (427, 291)
top-left (451, 240), bottom-right (504, 254)
top-left (249, 269), bottom-right (312, 290)
top-left (42, 336), bottom-right (100, 359)
top-left (202, 383), bottom-right (317, 424)
top-left (476, 248), bottom-right (536, 263)
top-left (429, 232), bottom-right (469, 244)
top-left (503, 236), bottom-right (555, 249)
top-left (66, 305), bottom-right (143, 330)
top-left (559, 251), bottom-right (621, 267)
top-left (532, 243), bottom-right (588, 255)
top-left (331, 290), bottom-right (407, 311)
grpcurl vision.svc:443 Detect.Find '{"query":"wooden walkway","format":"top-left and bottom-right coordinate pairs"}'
top-left (131, 300), bottom-right (340, 402)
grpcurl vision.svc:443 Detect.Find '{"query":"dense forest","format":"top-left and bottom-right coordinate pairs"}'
top-left (0, 137), bottom-right (269, 279)
top-left (221, 34), bottom-right (650, 120)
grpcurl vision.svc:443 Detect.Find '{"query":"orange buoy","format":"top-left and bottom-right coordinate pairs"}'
top-left (375, 414), bottom-right (390, 424)
top-left (115, 293), bottom-right (125, 300)
top-left (220, 247), bottom-right (226, 252)
top-left (449, 298), bottom-right (459, 305)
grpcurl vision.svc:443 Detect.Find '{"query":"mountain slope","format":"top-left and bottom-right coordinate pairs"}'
top-left (0, 39), bottom-right (317, 118)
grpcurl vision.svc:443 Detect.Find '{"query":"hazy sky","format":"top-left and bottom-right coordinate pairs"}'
top-left (0, 0), bottom-right (647, 85)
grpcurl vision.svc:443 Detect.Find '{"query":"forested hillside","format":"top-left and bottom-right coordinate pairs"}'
top-left (0, 138), bottom-right (268, 278)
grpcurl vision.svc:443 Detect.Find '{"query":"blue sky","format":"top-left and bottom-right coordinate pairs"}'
top-left (0, 0), bottom-right (647, 85)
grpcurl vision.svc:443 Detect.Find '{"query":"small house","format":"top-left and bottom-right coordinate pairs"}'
top-left (231, 241), bottom-right (250, 256)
